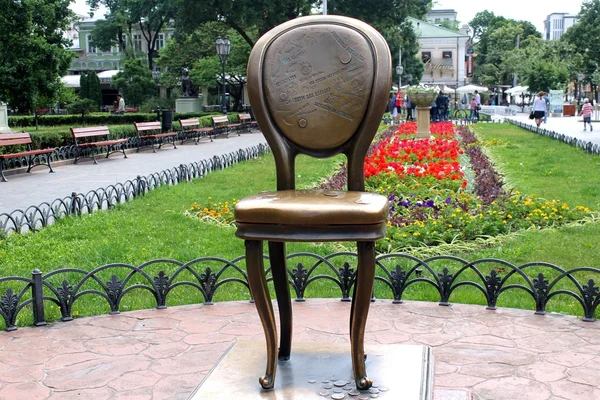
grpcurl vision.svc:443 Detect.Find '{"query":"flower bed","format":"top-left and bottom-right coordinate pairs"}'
top-left (189, 122), bottom-right (594, 252)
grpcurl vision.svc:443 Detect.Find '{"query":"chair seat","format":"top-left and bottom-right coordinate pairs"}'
top-left (235, 189), bottom-right (388, 226)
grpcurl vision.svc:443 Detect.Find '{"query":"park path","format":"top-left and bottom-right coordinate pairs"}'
top-left (0, 133), bottom-right (267, 215)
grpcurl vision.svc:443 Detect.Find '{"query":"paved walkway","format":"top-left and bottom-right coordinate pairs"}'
top-left (505, 113), bottom-right (600, 146)
top-left (0, 134), bottom-right (267, 216)
top-left (0, 299), bottom-right (597, 400)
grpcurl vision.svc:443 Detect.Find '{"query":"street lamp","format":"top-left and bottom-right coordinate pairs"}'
top-left (215, 37), bottom-right (231, 114)
top-left (577, 73), bottom-right (584, 102)
top-left (396, 48), bottom-right (403, 89)
top-left (152, 69), bottom-right (161, 97)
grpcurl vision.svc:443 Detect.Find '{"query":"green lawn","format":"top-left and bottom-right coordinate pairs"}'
top-left (2, 122), bottom-right (600, 326)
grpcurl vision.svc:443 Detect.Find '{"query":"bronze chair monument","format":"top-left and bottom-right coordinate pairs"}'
top-left (234, 15), bottom-right (391, 391)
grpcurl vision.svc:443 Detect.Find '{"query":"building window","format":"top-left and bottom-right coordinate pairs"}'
top-left (87, 35), bottom-right (97, 53)
top-left (154, 33), bottom-right (165, 50)
top-left (442, 51), bottom-right (453, 66)
top-left (421, 52), bottom-right (431, 64)
top-left (133, 34), bottom-right (142, 52)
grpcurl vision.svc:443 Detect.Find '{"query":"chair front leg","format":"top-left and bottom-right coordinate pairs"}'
top-left (268, 241), bottom-right (292, 361)
top-left (350, 241), bottom-right (376, 390)
top-left (246, 240), bottom-right (278, 390)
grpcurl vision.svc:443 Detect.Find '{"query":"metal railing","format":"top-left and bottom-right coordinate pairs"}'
top-left (1, 252), bottom-right (599, 331)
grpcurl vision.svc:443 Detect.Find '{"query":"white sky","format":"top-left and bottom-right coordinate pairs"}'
top-left (434, 0), bottom-right (584, 33)
top-left (70, 0), bottom-right (585, 33)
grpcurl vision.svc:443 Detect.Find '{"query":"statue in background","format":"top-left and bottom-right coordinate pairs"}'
top-left (181, 68), bottom-right (198, 97)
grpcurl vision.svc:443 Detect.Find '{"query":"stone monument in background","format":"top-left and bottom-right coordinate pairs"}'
top-left (175, 68), bottom-right (202, 113)
top-left (0, 103), bottom-right (12, 133)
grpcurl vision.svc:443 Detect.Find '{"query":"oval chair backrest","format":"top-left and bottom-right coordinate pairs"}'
top-left (247, 16), bottom-right (391, 191)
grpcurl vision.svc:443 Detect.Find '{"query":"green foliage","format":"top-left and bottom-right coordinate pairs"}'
top-left (79, 74), bottom-right (89, 100)
top-left (67, 98), bottom-right (97, 116)
top-left (138, 96), bottom-right (175, 113)
top-left (562, 0), bottom-right (600, 93)
top-left (78, 72), bottom-right (102, 109)
top-left (89, 0), bottom-right (178, 69)
top-left (438, 19), bottom-right (459, 31)
top-left (0, 0), bottom-right (75, 112)
top-left (525, 59), bottom-right (570, 93)
top-left (8, 111), bottom-right (219, 127)
top-left (112, 58), bottom-right (157, 107)
top-left (469, 11), bottom-right (543, 86)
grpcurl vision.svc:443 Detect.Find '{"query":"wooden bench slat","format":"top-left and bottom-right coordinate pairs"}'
top-left (0, 138), bottom-right (32, 146)
top-left (71, 126), bottom-right (110, 134)
top-left (70, 125), bottom-right (127, 164)
top-left (72, 130), bottom-right (110, 139)
top-left (0, 148), bottom-right (54, 159)
top-left (0, 133), bottom-right (31, 140)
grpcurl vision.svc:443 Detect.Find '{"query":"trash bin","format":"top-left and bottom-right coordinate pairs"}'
top-left (161, 109), bottom-right (173, 131)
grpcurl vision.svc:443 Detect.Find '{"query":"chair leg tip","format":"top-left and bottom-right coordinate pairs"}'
top-left (259, 375), bottom-right (274, 390)
top-left (356, 376), bottom-right (372, 390)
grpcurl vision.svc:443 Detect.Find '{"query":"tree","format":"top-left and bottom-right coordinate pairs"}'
top-left (0, 0), bottom-right (74, 112)
top-left (88, 0), bottom-right (178, 69)
top-left (112, 58), bottom-right (156, 107)
top-left (79, 74), bottom-right (90, 101)
top-left (175, 0), bottom-right (316, 48)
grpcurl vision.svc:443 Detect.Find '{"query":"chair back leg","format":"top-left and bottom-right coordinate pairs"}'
top-left (268, 241), bottom-right (292, 360)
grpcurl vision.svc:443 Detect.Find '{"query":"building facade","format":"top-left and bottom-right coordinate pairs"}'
top-left (543, 13), bottom-right (577, 40)
top-left (67, 18), bottom-right (175, 74)
top-left (425, 9), bottom-right (458, 24)
top-left (408, 17), bottom-right (470, 88)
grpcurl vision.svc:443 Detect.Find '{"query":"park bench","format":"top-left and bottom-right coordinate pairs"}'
top-left (134, 121), bottom-right (178, 152)
top-left (238, 113), bottom-right (258, 133)
top-left (211, 115), bottom-right (240, 138)
top-left (178, 118), bottom-right (213, 144)
top-left (70, 126), bottom-right (128, 164)
top-left (0, 132), bottom-right (55, 182)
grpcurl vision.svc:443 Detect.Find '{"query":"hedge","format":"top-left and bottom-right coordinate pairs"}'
top-left (1, 113), bottom-right (237, 151)
top-left (7, 111), bottom-right (223, 128)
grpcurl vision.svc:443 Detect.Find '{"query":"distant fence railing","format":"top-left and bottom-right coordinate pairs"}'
top-left (1, 252), bottom-right (599, 331)
top-left (0, 143), bottom-right (270, 235)
top-left (507, 118), bottom-right (600, 156)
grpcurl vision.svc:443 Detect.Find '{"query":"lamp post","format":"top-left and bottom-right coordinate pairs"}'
top-left (396, 48), bottom-right (403, 89)
top-left (152, 69), bottom-right (161, 97)
top-left (577, 73), bottom-right (584, 103)
top-left (215, 37), bottom-right (231, 115)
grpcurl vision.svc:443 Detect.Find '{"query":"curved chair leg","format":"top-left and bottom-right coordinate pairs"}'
top-left (245, 240), bottom-right (278, 390)
top-left (268, 241), bottom-right (292, 361)
top-left (350, 241), bottom-right (376, 390)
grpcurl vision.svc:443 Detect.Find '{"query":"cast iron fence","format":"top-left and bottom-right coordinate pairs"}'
top-left (0, 143), bottom-right (269, 235)
top-left (507, 118), bottom-right (600, 156)
top-left (1, 252), bottom-right (599, 331)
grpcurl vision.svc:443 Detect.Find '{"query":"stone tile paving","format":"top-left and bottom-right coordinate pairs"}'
top-left (0, 299), bottom-right (598, 399)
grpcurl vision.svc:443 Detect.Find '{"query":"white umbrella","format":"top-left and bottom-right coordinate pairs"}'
top-left (442, 85), bottom-right (455, 94)
top-left (455, 84), bottom-right (489, 94)
top-left (505, 85), bottom-right (529, 95)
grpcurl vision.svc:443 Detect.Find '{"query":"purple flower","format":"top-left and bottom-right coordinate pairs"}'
top-left (445, 197), bottom-right (452, 204)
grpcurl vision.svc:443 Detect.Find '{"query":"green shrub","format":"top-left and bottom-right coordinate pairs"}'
top-left (8, 111), bottom-right (222, 127)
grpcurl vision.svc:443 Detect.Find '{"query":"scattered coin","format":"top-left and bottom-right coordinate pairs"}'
top-left (319, 391), bottom-right (330, 396)
top-left (370, 395), bottom-right (378, 399)
top-left (324, 384), bottom-right (333, 390)
top-left (332, 394), bottom-right (345, 400)
top-left (348, 390), bottom-right (361, 396)
top-left (369, 388), bottom-right (379, 394)
top-left (334, 380), bottom-right (347, 387)
top-left (323, 380), bottom-right (330, 384)
top-left (372, 383), bottom-right (379, 388)
top-left (308, 379), bottom-right (317, 384)
top-left (379, 387), bottom-right (388, 392)
top-left (333, 388), bottom-right (343, 393)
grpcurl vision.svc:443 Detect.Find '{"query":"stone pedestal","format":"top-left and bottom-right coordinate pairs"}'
top-left (176, 97), bottom-right (202, 113)
top-left (190, 340), bottom-right (434, 400)
top-left (0, 102), bottom-right (12, 133)
top-left (416, 106), bottom-right (431, 139)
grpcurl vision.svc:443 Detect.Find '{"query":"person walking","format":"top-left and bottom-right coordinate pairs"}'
top-left (579, 98), bottom-right (593, 132)
top-left (469, 97), bottom-right (478, 121)
top-left (116, 94), bottom-right (125, 115)
top-left (532, 92), bottom-right (546, 127)
top-left (474, 90), bottom-right (481, 119)
top-left (543, 92), bottom-right (550, 123)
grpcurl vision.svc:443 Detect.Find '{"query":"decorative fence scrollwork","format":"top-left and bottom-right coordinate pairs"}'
top-left (1, 252), bottom-right (599, 331)
top-left (0, 143), bottom-right (270, 235)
